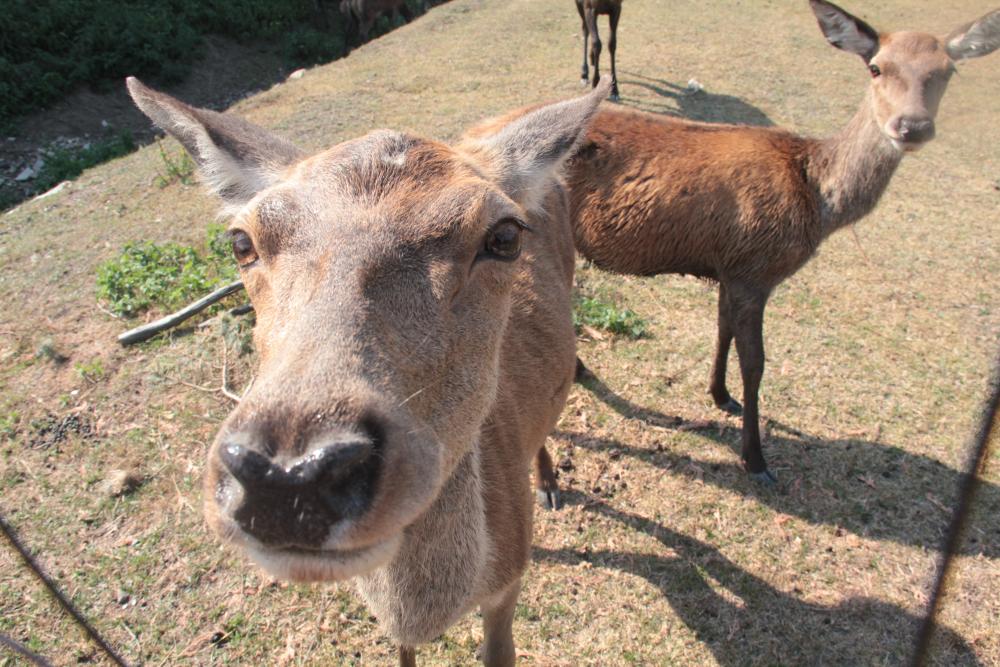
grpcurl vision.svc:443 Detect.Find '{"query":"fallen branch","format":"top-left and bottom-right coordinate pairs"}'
top-left (117, 280), bottom-right (246, 346)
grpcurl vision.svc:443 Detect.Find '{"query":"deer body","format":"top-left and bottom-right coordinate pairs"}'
top-left (340, 0), bottom-right (416, 43)
top-left (567, 0), bottom-right (1000, 482)
top-left (127, 76), bottom-right (607, 664)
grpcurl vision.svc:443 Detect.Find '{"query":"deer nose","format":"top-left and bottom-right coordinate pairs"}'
top-left (894, 116), bottom-right (935, 144)
top-left (219, 436), bottom-right (378, 548)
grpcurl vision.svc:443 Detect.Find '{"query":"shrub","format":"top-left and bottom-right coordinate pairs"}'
top-left (573, 296), bottom-right (649, 339)
top-left (97, 227), bottom-right (238, 317)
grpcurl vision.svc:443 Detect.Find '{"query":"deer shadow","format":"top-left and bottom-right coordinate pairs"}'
top-left (562, 370), bottom-right (1000, 559)
top-left (617, 70), bottom-right (774, 127)
top-left (534, 497), bottom-right (981, 666)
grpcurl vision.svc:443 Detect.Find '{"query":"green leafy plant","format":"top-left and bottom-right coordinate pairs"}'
top-left (75, 358), bottom-right (106, 383)
top-left (154, 140), bottom-right (196, 187)
top-left (96, 228), bottom-right (238, 317)
top-left (573, 296), bottom-right (649, 339)
top-left (33, 133), bottom-right (136, 193)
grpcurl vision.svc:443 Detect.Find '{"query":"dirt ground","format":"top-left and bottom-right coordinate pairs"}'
top-left (1, 0), bottom-right (998, 665)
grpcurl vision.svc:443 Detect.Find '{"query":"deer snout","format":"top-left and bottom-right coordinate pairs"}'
top-left (888, 115), bottom-right (935, 147)
top-left (219, 435), bottom-right (379, 549)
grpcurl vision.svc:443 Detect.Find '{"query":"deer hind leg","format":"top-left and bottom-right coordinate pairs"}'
top-left (728, 284), bottom-right (777, 485)
top-left (399, 646), bottom-right (417, 667)
top-left (586, 8), bottom-right (602, 87)
top-left (710, 282), bottom-right (742, 415)
top-left (480, 579), bottom-right (521, 667)
top-left (607, 4), bottom-right (621, 100)
top-left (535, 444), bottom-right (561, 510)
top-left (576, 1), bottom-right (589, 84)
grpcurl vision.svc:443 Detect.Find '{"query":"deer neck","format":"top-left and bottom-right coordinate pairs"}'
top-left (355, 446), bottom-right (490, 646)
top-left (807, 89), bottom-right (904, 238)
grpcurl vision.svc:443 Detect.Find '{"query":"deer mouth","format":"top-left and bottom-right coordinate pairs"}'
top-left (246, 533), bottom-right (403, 583)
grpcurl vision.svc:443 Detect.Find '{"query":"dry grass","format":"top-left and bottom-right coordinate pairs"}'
top-left (1, 0), bottom-right (998, 664)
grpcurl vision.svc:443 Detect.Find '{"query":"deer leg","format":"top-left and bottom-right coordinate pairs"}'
top-left (534, 444), bottom-right (560, 510)
top-left (399, 646), bottom-right (417, 667)
top-left (728, 285), bottom-right (777, 485)
top-left (577, 2), bottom-right (590, 84)
top-left (710, 283), bottom-right (742, 415)
top-left (586, 9), bottom-right (602, 88)
top-left (480, 580), bottom-right (520, 667)
top-left (607, 5), bottom-right (621, 100)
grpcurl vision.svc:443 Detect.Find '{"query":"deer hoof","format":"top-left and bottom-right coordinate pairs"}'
top-left (609, 91), bottom-right (620, 102)
top-left (716, 397), bottom-right (743, 415)
top-left (748, 468), bottom-right (778, 486)
top-left (580, 77), bottom-right (589, 87)
top-left (537, 488), bottom-right (562, 511)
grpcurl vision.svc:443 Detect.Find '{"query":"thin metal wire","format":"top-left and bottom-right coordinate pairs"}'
top-left (0, 632), bottom-right (53, 666)
top-left (910, 348), bottom-right (1000, 666)
top-left (0, 507), bottom-right (131, 667)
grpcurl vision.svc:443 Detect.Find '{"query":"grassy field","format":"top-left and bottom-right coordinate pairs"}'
top-left (2, 0), bottom-right (999, 664)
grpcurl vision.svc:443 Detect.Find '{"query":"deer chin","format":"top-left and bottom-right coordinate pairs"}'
top-left (247, 534), bottom-right (403, 583)
top-left (886, 135), bottom-right (929, 154)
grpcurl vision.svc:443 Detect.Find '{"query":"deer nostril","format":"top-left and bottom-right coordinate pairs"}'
top-left (221, 444), bottom-right (282, 488)
top-left (286, 441), bottom-right (374, 487)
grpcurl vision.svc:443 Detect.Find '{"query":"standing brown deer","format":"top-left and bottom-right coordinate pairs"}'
top-left (576, 0), bottom-right (623, 101)
top-left (566, 0), bottom-right (1000, 484)
top-left (126, 76), bottom-right (609, 665)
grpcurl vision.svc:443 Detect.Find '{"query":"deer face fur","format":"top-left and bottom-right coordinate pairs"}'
top-left (127, 77), bottom-right (607, 660)
top-left (811, 0), bottom-right (999, 152)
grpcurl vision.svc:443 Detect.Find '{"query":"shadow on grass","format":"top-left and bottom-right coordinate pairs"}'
top-left (565, 369), bottom-right (1000, 559)
top-left (535, 496), bottom-right (980, 666)
top-left (617, 71), bottom-right (775, 127)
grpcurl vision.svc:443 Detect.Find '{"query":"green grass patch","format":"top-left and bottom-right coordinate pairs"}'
top-left (96, 224), bottom-right (237, 317)
top-left (33, 132), bottom-right (136, 193)
top-left (574, 295), bottom-right (649, 339)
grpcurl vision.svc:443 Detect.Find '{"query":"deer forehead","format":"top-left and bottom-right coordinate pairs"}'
top-left (876, 31), bottom-right (953, 75)
top-left (239, 130), bottom-right (513, 256)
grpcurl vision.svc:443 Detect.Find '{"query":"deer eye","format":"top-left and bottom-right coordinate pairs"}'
top-left (481, 218), bottom-right (527, 262)
top-left (868, 63), bottom-right (881, 78)
top-left (230, 230), bottom-right (258, 267)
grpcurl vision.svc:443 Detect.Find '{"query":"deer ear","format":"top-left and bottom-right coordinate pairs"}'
top-left (126, 77), bottom-right (304, 209)
top-left (809, 0), bottom-right (880, 63)
top-left (460, 81), bottom-right (610, 212)
top-left (945, 9), bottom-right (1000, 61)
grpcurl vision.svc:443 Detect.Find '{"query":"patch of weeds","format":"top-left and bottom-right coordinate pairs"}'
top-left (34, 132), bottom-right (136, 193)
top-left (221, 312), bottom-right (255, 356)
top-left (153, 139), bottom-right (195, 187)
top-left (0, 412), bottom-right (19, 440)
top-left (75, 357), bottom-right (105, 383)
top-left (96, 226), bottom-right (238, 317)
top-left (574, 296), bottom-right (649, 339)
top-left (35, 338), bottom-right (68, 364)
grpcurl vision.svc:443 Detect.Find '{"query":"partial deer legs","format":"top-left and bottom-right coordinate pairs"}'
top-left (710, 283), bottom-right (742, 415)
top-left (577, 2), bottom-right (590, 84)
top-left (535, 444), bottom-right (560, 510)
top-left (480, 580), bottom-right (521, 667)
top-left (399, 646), bottom-right (416, 667)
top-left (607, 3), bottom-right (621, 101)
top-left (725, 282), bottom-right (777, 485)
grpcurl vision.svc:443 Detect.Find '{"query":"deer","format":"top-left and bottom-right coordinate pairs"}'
top-left (125, 76), bottom-right (609, 665)
top-left (340, 0), bottom-right (419, 44)
top-left (576, 0), bottom-right (623, 101)
top-left (564, 0), bottom-right (1000, 485)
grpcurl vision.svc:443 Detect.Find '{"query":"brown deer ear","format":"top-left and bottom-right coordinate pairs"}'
top-left (809, 0), bottom-right (880, 63)
top-left (126, 77), bottom-right (304, 209)
top-left (945, 9), bottom-right (1000, 61)
top-left (460, 80), bottom-right (610, 213)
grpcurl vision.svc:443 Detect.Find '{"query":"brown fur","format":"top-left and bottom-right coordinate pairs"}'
top-left (340, 0), bottom-right (418, 43)
top-left (575, 0), bottom-right (623, 100)
top-left (562, 1), bottom-right (1000, 481)
top-left (127, 76), bottom-right (610, 664)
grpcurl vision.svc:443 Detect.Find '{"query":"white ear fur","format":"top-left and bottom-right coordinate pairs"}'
top-left (945, 9), bottom-right (1000, 61)
top-left (461, 81), bottom-right (611, 213)
top-left (126, 77), bottom-right (304, 211)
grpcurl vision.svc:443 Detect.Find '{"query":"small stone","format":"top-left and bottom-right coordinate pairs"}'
top-left (686, 77), bottom-right (704, 94)
top-left (101, 120), bottom-right (110, 129)
top-left (100, 469), bottom-right (143, 497)
top-left (289, 69), bottom-right (306, 80)
top-left (115, 589), bottom-right (130, 605)
top-left (15, 166), bottom-right (34, 181)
